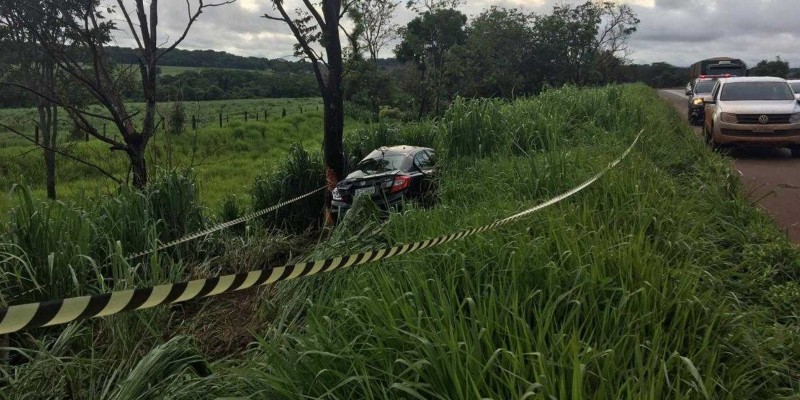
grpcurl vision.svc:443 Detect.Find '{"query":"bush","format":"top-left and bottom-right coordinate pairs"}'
top-left (168, 101), bottom-right (187, 135)
top-left (251, 144), bottom-right (326, 234)
top-left (220, 194), bottom-right (245, 236)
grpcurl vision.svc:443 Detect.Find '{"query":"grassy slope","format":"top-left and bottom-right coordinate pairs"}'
top-left (170, 85), bottom-right (799, 399)
top-left (0, 98), bottom-right (346, 211)
top-left (2, 85), bottom-right (798, 399)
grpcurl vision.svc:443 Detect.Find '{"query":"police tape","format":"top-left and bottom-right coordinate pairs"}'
top-left (0, 133), bottom-right (639, 335)
top-left (126, 187), bottom-right (327, 260)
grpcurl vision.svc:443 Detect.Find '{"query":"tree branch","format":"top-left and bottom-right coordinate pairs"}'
top-left (116, 0), bottom-right (145, 51)
top-left (302, 0), bottom-right (328, 30)
top-left (0, 123), bottom-right (123, 184)
top-left (157, 0), bottom-right (236, 62)
top-left (265, 2), bottom-right (328, 92)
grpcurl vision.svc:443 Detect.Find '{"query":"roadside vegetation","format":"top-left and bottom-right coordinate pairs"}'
top-left (1, 84), bottom-right (798, 398)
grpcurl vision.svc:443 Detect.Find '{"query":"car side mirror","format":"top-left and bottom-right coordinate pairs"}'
top-left (685, 89), bottom-right (692, 96)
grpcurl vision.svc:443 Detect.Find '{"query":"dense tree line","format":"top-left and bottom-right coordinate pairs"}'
top-left (619, 63), bottom-right (689, 88)
top-left (344, 1), bottom-right (642, 117)
top-left (156, 69), bottom-right (317, 101)
top-left (105, 46), bottom-right (312, 74)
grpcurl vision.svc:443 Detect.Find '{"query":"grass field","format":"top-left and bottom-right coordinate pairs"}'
top-left (156, 65), bottom-right (270, 76)
top-left (0, 97), bottom-right (345, 212)
top-left (1, 85), bottom-right (799, 398)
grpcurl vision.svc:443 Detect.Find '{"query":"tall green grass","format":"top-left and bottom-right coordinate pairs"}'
top-left (2, 84), bottom-right (799, 398)
top-left (169, 85), bottom-right (798, 399)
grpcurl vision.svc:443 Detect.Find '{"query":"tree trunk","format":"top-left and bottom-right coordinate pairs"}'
top-left (322, 1), bottom-right (346, 184)
top-left (129, 53), bottom-right (158, 189)
top-left (129, 140), bottom-right (148, 189)
top-left (36, 95), bottom-right (57, 200)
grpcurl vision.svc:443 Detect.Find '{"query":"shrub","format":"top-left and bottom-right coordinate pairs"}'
top-left (168, 101), bottom-right (187, 135)
top-left (251, 144), bottom-right (326, 234)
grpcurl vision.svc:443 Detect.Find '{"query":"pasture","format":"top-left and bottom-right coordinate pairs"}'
top-left (0, 97), bottom-right (344, 212)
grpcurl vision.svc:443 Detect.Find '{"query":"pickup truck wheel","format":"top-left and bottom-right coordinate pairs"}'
top-left (703, 125), bottom-right (722, 151)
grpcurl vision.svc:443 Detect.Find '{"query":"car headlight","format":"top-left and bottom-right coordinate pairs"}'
top-left (720, 112), bottom-right (738, 123)
top-left (692, 98), bottom-right (704, 106)
top-left (790, 112), bottom-right (800, 124)
top-left (332, 188), bottom-right (342, 201)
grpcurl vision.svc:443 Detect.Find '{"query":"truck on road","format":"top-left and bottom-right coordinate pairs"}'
top-left (689, 57), bottom-right (748, 79)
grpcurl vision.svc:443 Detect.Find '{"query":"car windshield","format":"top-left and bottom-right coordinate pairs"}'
top-left (720, 82), bottom-right (795, 101)
top-left (356, 154), bottom-right (407, 174)
top-left (707, 66), bottom-right (742, 76)
top-left (790, 82), bottom-right (800, 93)
top-left (694, 81), bottom-right (716, 94)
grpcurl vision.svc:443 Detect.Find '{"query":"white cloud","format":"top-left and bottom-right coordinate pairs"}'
top-left (108, 0), bottom-right (800, 67)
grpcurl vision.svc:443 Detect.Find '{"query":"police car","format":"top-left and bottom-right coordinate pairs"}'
top-left (687, 75), bottom-right (731, 126)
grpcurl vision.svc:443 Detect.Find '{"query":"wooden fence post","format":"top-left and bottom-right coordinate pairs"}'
top-left (219, 113), bottom-right (223, 128)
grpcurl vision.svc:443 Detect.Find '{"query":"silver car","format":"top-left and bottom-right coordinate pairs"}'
top-left (703, 77), bottom-right (800, 156)
top-left (789, 80), bottom-right (800, 101)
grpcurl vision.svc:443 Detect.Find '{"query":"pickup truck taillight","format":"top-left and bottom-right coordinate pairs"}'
top-left (390, 175), bottom-right (411, 193)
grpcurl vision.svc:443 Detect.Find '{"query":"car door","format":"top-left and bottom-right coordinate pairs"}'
top-left (704, 82), bottom-right (721, 133)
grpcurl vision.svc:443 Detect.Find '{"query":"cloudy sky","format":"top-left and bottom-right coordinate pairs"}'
top-left (111, 0), bottom-right (800, 67)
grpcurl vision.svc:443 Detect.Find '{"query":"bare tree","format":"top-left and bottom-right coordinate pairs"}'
top-left (350, 0), bottom-right (400, 62)
top-left (594, 2), bottom-right (639, 72)
top-left (3, 0), bottom-right (233, 189)
top-left (263, 0), bottom-right (354, 203)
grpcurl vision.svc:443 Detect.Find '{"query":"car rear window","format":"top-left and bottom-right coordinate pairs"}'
top-left (694, 80), bottom-right (716, 94)
top-left (790, 82), bottom-right (800, 93)
top-left (356, 154), bottom-right (407, 174)
top-left (720, 82), bottom-right (795, 101)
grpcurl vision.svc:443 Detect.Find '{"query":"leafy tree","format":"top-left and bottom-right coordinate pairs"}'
top-left (396, 8), bottom-right (467, 116)
top-left (749, 57), bottom-right (790, 78)
top-left (450, 7), bottom-right (535, 98)
top-left (531, 1), bottom-right (638, 86)
top-left (0, 3), bottom-right (62, 198)
top-left (344, 59), bottom-right (397, 113)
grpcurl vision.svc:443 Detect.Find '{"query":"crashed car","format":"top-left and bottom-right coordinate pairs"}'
top-left (332, 146), bottom-right (438, 217)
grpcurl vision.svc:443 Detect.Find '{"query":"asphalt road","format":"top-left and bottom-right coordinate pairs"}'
top-left (660, 89), bottom-right (800, 243)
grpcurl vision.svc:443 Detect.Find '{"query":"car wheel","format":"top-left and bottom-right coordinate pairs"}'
top-left (791, 146), bottom-right (800, 158)
top-left (703, 125), bottom-right (721, 151)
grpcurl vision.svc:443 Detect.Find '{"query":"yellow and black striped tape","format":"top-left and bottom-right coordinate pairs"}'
top-left (126, 187), bottom-right (326, 260)
top-left (0, 134), bottom-right (639, 335)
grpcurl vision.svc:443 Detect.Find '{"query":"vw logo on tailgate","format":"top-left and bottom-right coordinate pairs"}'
top-left (759, 115), bottom-right (770, 124)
